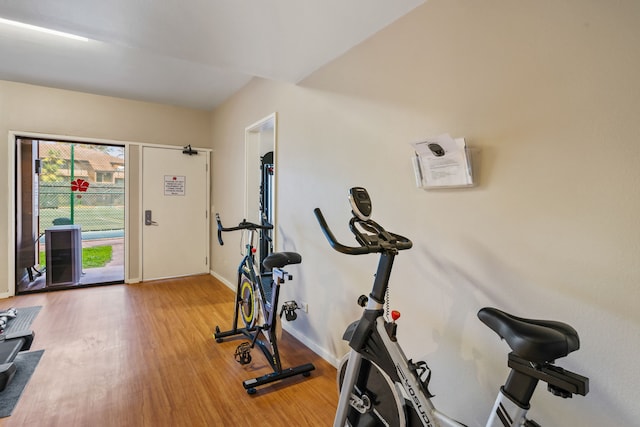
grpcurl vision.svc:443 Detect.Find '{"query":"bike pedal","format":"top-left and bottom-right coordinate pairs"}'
top-left (234, 342), bottom-right (252, 365)
top-left (280, 300), bottom-right (299, 321)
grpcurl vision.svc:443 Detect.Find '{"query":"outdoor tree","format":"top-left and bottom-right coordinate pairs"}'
top-left (40, 148), bottom-right (65, 182)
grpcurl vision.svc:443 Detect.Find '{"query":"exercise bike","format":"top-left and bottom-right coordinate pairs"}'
top-left (314, 187), bottom-right (589, 427)
top-left (213, 214), bottom-right (315, 394)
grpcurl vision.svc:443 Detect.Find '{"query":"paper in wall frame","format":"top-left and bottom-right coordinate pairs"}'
top-left (410, 134), bottom-right (473, 189)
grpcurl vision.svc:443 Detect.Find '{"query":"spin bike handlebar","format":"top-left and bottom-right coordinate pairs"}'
top-left (313, 208), bottom-right (412, 255)
top-left (215, 213), bottom-right (273, 246)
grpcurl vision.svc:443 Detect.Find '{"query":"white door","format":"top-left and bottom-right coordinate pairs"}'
top-left (142, 146), bottom-right (209, 281)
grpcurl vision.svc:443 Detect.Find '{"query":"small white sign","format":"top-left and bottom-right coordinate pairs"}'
top-left (164, 175), bottom-right (186, 196)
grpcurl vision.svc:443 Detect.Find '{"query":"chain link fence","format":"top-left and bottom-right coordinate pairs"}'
top-left (39, 182), bottom-right (125, 235)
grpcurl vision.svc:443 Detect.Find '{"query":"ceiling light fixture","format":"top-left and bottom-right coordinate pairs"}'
top-left (0, 17), bottom-right (88, 41)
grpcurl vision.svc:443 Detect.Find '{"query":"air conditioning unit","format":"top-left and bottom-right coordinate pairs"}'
top-left (45, 225), bottom-right (82, 287)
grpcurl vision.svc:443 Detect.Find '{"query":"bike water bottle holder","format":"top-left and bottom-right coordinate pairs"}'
top-left (408, 359), bottom-right (435, 398)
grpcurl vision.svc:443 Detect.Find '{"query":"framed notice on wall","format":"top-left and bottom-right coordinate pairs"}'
top-left (164, 175), bottom-right (186, 196)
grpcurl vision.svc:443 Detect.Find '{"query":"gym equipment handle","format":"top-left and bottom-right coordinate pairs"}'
top-left (215, 213), bottom-right (273, 246)
top-left (314, 208), bottom-right (377, 255)
top-left (314, 208), bottom-right (413, 255)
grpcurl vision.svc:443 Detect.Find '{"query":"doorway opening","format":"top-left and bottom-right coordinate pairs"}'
top-left (245, 113), bottom-right (276, 272)
top-left (15, 138), bottom-right (125, 294)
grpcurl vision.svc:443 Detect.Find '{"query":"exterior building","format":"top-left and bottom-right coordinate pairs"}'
top-left (40, 141), bottom-right (124, 184)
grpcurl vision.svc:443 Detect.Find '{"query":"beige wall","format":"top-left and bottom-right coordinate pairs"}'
top-left (210, 1), bottom-right (639, 425)
top-left (1, 1), bottom-right (637, 424)
top-left (1, 80), bottom-right (211, 292)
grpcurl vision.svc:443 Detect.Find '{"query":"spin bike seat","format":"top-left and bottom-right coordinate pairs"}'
top-left (263, 252), bottom-right (302, 270)
top-left (478, 307), bottom-right (580, 363)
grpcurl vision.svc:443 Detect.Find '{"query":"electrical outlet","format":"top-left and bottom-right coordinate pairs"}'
top-left (301, 301), bottom-right (308, 313)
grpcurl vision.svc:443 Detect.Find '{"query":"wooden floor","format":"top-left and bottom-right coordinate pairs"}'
top-left (0, 275), bottom-right (338, 426)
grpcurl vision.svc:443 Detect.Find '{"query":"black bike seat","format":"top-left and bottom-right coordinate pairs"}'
top-left (263, 252), bottom-right (302, 270)
top-left (478, 307), bottom-right (580, 363)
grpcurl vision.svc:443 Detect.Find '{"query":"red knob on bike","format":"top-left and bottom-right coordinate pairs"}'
top-left (251, 248), bottom-right (257, 254)
top-left (391, 310), bottom-right (401, 321)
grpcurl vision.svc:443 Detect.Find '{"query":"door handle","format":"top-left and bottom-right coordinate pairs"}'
top-left (145, 210), bottom-right (158, 226)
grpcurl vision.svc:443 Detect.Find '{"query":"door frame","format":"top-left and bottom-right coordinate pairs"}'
top-left (6, 130), bottom-right (134, 297)
top-left (7, 133), bottom-right (213, 296)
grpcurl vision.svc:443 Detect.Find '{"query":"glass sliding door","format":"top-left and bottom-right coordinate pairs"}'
top-left (16, 138), bottom-right (125, 293)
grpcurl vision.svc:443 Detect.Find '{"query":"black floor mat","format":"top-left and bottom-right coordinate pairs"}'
top-left (3, 306), bottom-right (41, 335)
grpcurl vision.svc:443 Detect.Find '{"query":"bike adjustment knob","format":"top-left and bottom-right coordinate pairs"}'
top-left (357, 295), bottom-right (369, 307)
top-left (391, 310), bottom-right (401, 321)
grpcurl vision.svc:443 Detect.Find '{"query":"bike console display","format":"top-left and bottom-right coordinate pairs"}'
top-left (314, 187), bottom-right (412, 256)
top-left (349, 187), bottom-right (372, 220)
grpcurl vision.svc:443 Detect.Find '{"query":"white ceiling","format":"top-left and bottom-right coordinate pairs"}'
top-left (0, 0), bottom-right (424, 110)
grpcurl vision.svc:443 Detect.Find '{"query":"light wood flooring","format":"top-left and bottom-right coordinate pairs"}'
top-left (0, 275), bottom-right (338, 426)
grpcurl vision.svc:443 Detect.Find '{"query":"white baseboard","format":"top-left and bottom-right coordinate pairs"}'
top-left (210, 270), bottom-right (235, 290)
top-left (282, 322), bottom-right (341, 368)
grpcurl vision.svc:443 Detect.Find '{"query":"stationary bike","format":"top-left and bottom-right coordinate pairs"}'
top-left (213, 214), bottom-right (315, 394)
top-left (314, 187), bottom-right (589, 427)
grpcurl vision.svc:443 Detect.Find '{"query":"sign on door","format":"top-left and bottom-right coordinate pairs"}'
top-left (164, 175), bottom-right (185, 196)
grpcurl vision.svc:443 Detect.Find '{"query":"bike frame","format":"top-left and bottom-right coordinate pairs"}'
top-left (214, 215), bottom-right (315, 393)
top-left (336, 305), bottom-right (529, 427)
top-left (224, 228), bottom-right (276, 343)
top-left (314, 196), bottom-right (587, 427)
top-left (235, 230), bottom-right (263, 326)
top-left (335, 251), bottom-right (529, 427)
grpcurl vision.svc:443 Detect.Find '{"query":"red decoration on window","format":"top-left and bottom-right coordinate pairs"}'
top-left (71, 179), bottom-right (90, 192)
